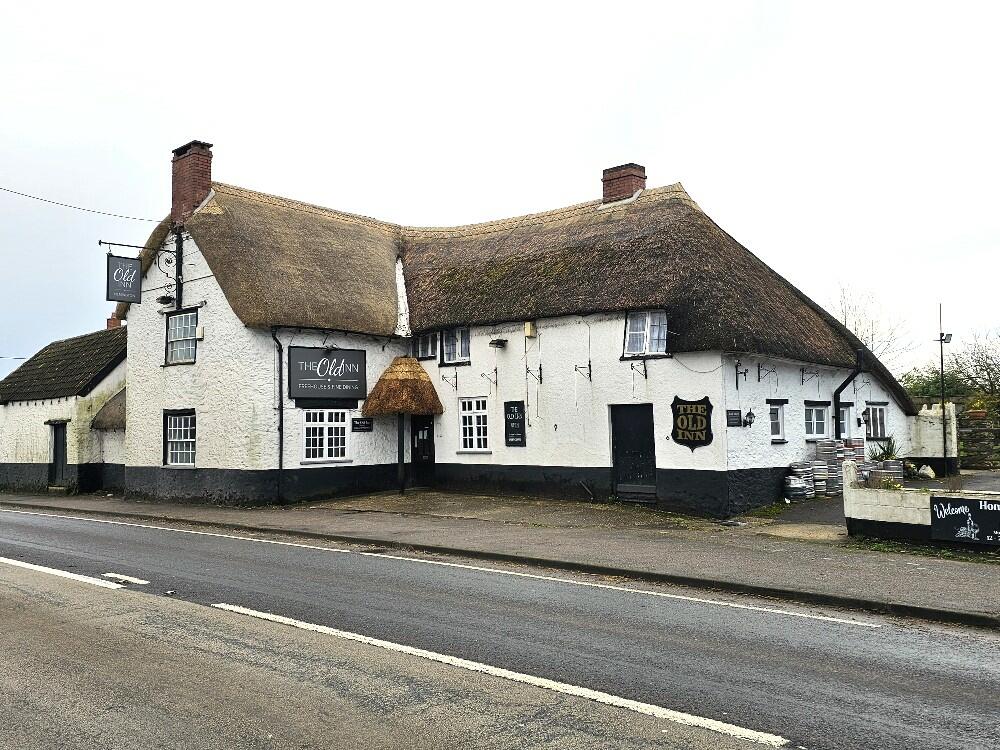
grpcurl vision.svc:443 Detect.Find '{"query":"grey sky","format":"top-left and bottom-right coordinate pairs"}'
top-left (1, 1), bottom-right (996, 377)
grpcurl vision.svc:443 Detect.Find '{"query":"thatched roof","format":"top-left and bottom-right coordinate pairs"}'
top-left (92, 387), bottom-right (126, 430)
top-left (363, 357), bottom-right (444, 416)
top-left (0, 327), bottom-right (127, 405)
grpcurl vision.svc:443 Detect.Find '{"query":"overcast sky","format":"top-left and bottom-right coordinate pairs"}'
top-left (1, 1), bottom-right (996, 378)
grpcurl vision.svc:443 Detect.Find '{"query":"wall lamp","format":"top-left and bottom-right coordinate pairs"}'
top-left (743, 409), bottom-right (755, 428)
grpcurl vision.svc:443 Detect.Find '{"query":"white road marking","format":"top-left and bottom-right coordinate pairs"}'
top-left (102, 572), bottom-right (149, 585)
top-left (213, 602), bottom-right (789, 747)
top-left (0, 555), bottom-right (122, 589)
top-left (0, 507), bottom-right (880, 628)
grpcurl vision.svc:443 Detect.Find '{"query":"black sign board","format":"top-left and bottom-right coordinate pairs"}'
top-left (930, 495), bottom-right (1000, 546)
top-left (288, 347), bottom-right (367, 401)
top-left (106, 254), bottom-right (142, 303)
top-left (671, 396), bottom-right (714, 451)
top-left (351, 418), bottom-right (373, 433)
top-left (726, 409), bottom-right (742, 427)
top-left (504, 400), bottom-right (527, 447)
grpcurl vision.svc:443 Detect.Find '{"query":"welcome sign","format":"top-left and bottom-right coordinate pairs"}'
top-left (930, 495), bottom-right (1000, 546)
top-left (288, 347), bottom-right (367, 400)
top-left (106, 254), bottom-right (142, 303)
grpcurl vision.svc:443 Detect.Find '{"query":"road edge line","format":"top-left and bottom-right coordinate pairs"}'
top-left (0, 555), bottom-right (123, 589)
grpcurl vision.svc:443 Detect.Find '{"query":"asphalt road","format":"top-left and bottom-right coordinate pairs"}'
top-left (1, 507), bottom-right (998, 750)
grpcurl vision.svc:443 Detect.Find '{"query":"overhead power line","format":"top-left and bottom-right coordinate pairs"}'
top-left (0, 185), bottom-right (158, 222)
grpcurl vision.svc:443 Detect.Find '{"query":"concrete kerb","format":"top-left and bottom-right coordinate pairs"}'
top-left (2, 499), bottom-right (998, 632)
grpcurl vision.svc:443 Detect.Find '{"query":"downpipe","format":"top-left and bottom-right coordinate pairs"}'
top-left (271, 327), bottom-right (284, 504)
top-left (834, 350), bottom-right (864, 440)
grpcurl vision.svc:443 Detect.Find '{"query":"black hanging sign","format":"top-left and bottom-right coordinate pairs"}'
top-left (351, 418), bottom-right (373, 433)
top-left (930, 496), bottom-right (1000, 546)
top-left (671, 396), bottom-right (714, 451)
top-left (726, 409), bottom-right (742, 427)
top-left (504, 400), bottom-right (527, 447)
top-left (106, 254), bottom-right (142, 303)
top-left (288, 347), bottom-right (367, 400)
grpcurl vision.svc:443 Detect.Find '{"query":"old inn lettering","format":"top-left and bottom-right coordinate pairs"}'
top-left (288, 347), bottom-right (367, 400)
top-left (671, 396), bottom-right (713, 451)
top-left (105, 254), bottom-right (142, 303)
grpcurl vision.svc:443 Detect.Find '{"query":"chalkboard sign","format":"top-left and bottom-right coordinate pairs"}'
top-left (288, 347), bottom-right (367, 400)
top-left (726, 410), bottom-right (742, 427)
top-left (504, 400), bottom-right (526, 447)
top-left (106, 254), bottom-right (142, 303)
top-left (351, 418), bottom-right (373, 432)
top-left (930, 495), bottom-right (1000, 546)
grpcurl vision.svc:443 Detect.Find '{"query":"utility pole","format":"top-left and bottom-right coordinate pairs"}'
top-left (937, 304), bottom-right (952, 477)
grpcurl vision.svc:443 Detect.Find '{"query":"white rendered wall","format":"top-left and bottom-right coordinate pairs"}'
top-left (0, 360), bottom-right (125, 466)
top-left (125, 233), bottom-right (408, 472)
top-left (722, 355), bottom-right (913, 470)
top-left (909, 403), bottom-right (959, 458)
top-left (423, 314), bottom-right (728, 472)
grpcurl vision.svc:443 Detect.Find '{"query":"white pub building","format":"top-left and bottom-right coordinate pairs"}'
top-left (0, 142), bottom-right (928, 517)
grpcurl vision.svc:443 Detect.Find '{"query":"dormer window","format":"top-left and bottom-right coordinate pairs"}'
top-left (442, 328), bottom-right (471, 365)
top-left (414, 333), bottom-right (438, 360)
top-left (623, 311), bottom-right (667, 356)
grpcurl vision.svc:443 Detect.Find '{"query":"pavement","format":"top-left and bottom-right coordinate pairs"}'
top-left (3, 510), bottom-right (999, 750)
top-left (2, 486), bottom-right (998, 629)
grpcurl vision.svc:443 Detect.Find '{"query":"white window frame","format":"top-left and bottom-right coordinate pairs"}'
top-left (459, 397), bottom-right (489, 451)
top-left (415, 333), bottom-right (437, 360)
top-left (442, 328), bottom-right (471, 364)
top-left (166, 309), bottom-right (198, 364)
top-left (838, 406), bottom-right (852, 439)
top-left (769, 403), bottom-right (785, 441)
top-left (164, 412), bottom-right (196, 466)
top-left (804, 405), bottom-right (828, 439)
top-left (865, 405), bottom-right (888, 440)
top-left (301, 409), bottom-right (351, 463)
top-left (623, 310), bottom-right (668, 356)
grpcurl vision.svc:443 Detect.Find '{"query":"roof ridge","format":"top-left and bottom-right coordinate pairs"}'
top-left (46, 326), bottom-right (126, 347)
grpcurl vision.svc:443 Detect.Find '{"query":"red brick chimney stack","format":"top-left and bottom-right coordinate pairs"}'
top-left (171, 140), bottom-right (214, 225)
top-left (602, 163), bottom-right (646, 203)
top-left (107, 314), bottom-right (121, 329)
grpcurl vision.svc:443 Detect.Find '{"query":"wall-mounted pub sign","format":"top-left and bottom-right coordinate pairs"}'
top-left (726, 409), bottom-right (742, 427)
top-left (351, 418), bottom-right (373, 433)
top-left (671, 396), bottom-right (713, 451)
top-left (106, 254), bottom-right (142, 303)
top-left (504, 400), bottom-right (527, 447)
top-left (930, 496), bottom-right (1000, 546)
top-left (288, 347), bottom-right (367, 400)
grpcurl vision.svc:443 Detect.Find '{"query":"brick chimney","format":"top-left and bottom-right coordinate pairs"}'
top-left (171, 140), bottom-right (213, 225)
top-left (602, 163), bottom-right (646, 203)
top-left (107, 314), bottom-right (121, 329)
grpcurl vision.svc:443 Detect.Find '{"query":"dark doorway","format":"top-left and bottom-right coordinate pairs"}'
top-left (411, 415), bottom-right (435, 487)
top-left (610, 404), bottom-right (656, 500)
top-left (49, 423), bottom-right (68, 486)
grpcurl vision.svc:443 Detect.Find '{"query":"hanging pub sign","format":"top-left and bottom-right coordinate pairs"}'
top-left (930, 495), bottom-right (1000, 546)
top-left (671, 396), bottom-right (714, 451)
top-left (504, 400), bottom-right (527, 447)
top-left (105, 254), bottom-right (142, 303)
top-left (288, 347), bottom-right (367, 400)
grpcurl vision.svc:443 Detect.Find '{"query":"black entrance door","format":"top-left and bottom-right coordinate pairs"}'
top-left (610, 404), bottom-right (656, 500)
top-left (411, 415), bottom-right (435, 486)
top-left (49, 423), bottom-right (68, 486)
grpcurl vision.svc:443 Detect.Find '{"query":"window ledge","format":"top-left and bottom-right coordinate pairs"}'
top-left (300, 459), bottom-right (353, 465)
top-left (415, 355), bottom-right (437, 362)
top-left (619, 353), bottom-right (672, 361)
top-left (439, 360), bottom-right (472, 368)
top-left (804, 438), bottom-right (828, 443)
top-left (456, 450), bottom-right (492, 455)
top-left (771, 439), bottom-right (788, 444)
top-left (163, 464), bottom-right (196, 470)
top-left (161, 361), bottom-right (196, 368)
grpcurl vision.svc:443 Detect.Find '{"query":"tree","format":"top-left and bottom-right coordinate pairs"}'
top-left (899, 362), bottom-right (973, 398)
top-left (832, 285), bottom-right (914, 372)
top-left (952, 330), bottom-right (1000, 398)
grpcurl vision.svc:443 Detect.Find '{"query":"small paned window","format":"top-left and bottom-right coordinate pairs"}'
top-left (838, 407), bottom-right (852, 438)
top-left (443, 328), bottom-right (471, 364)
top-left (459, 397), bottom-right (488, 450)
top-left (415, 333), bottom-right (438, 360)
top-left (302, 409), bottom-right (349, 462)
top-left (769, 404), bottom-right (785, 440)
top-left (164, 411), bottom-right (196, 466)
top-left (166, 310), bottom-right (198, 364)
top-left (865, 406), bottom-right (887, 439)
top-left (624, 311), bottom-right (668, 356)
top-left (804, 406), bottom-right (828, 438)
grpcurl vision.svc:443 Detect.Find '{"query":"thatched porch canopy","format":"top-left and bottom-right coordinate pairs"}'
top-left (363, 357), bottom-right (444, 417)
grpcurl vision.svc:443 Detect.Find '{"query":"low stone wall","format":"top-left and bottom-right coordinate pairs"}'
top-left (843, 460), bottom-right (999, 542)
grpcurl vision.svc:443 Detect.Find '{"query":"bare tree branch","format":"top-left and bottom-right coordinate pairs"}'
top-left (831, 285), bottom-right (915, 371)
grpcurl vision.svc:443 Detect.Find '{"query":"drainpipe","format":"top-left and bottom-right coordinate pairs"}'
top-left (834, 350), bottom-right (864, 440)
top-left (271, 327), bottom-right (284, 504)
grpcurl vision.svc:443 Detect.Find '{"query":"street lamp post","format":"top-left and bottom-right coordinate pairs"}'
top-left (937, 303), bottom-right (952, 477)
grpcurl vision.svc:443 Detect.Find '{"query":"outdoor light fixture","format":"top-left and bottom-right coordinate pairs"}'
top-left (937, 304), bottom-right (951, 476)
top-left (156, 294), bottom-right (175, 305)
top-left (743, 409), bottom-right (755, 428)
top-left (489, 338), bottom-right (508, 349)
